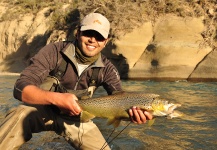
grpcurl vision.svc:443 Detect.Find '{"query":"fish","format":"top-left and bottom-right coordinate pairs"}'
top-left (78, 92), bottom-right (182, 127)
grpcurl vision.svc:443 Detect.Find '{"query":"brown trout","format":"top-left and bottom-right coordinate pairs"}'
top-left (78, 92), bottom-right (182, 127)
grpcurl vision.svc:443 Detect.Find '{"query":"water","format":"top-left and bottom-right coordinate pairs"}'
top-left (0, 75), bottom-right (217, 150)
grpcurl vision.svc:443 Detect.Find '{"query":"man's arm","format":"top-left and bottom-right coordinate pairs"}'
top-left (13, 42), bottom-right (81, 116)
top-left (21, 85), bottom-right (81, 116)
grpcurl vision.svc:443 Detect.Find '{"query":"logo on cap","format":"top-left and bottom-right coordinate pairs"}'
top-left (93, 20), bottom-right (102, 25)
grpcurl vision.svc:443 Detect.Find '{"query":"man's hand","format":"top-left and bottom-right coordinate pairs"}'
top-left (55, 93), bottom-right (82, 116)
top-left (21, 85), bottom-right (82, 116)
top-left (129, 106), bottom-right (153, 124)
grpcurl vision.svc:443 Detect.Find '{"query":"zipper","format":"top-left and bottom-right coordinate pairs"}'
top-left (74, 64), bottom-right (97, 90)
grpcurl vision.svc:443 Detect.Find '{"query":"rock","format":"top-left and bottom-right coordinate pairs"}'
top-left (126, 15), bottom-right (212, 80)
top-left (0, 8), bottom-right (52, 72)
top-left (188, 50), bottom-right (217, 81)
top-left (0, 7), bottom-right (216, 81)
top-left (113, 22), bottom-right (153, 69)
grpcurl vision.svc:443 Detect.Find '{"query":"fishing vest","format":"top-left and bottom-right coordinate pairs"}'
top-left (40, 44), bottom-right (100, 99)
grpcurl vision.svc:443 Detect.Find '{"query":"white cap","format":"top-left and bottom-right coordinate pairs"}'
top-left (80, 13), bottom-right (110, 38)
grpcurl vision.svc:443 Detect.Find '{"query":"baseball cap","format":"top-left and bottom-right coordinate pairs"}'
top-left (80, 13), bottom-right (110, 39)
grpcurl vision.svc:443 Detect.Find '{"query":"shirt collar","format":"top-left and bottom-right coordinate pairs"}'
top-left (63, 42), bottom-right (105, 68)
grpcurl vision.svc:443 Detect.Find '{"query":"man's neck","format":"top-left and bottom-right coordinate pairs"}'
top-left (75, 45), bottom-right (100, 65)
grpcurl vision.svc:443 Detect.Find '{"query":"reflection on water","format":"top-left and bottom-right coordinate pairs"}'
top-left (0, 75), bottom-right (217, 150)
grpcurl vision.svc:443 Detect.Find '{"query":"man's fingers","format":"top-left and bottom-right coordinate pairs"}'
top-left (71, 105), bottom-right (81, 115)
top-left (129, 108), bottom-right (133, 116)
top-left (131, 106), bottom-right (143, 124)
top-left (70, 96), bottom-right (82, 115)
top-left (137, 109), bottom-right (147, 123)
top-left (129, 107), bottom-right (137, 123)
top-left (129, 106), bottom-right (153, 124)
top-left (144, 111), bottom-right (153, 120)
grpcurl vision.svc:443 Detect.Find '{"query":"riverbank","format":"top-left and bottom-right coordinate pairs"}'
top-left (0, 1), bottom-right (216, 81)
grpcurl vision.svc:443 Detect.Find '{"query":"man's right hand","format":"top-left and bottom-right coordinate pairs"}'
top-left (22, 85), bottom-right (82, 116)
top-left (55, 93), bottom-right (82, 116)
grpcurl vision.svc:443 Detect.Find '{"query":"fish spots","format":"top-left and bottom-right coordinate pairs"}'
top-left (78, 92), bottom-right (182, 122)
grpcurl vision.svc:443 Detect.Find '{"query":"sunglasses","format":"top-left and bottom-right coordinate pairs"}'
top-left (81, 30), bottom-right (106, 41)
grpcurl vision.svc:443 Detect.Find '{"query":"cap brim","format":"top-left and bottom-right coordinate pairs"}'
top-left (80, 25), bottom-right (108, 39)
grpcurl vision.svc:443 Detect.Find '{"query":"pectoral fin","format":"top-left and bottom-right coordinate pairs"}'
top-left (80, 111), bottom-right (95, 122)
top-left (107, 118), bottom-right (121, 128)
top-left (148, 118), bottom-right (156, 126)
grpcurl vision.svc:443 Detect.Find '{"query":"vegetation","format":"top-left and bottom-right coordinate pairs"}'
top-left (0, 0), bottom-right (216, 49)
top-left (77, 0), bottom-right (216, 47)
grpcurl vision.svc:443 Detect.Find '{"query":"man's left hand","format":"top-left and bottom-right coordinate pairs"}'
top-left (129, 106), bottom-right (153, 124)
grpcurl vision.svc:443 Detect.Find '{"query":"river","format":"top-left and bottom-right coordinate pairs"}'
top-left (0, 75), bottom-right (216, 150)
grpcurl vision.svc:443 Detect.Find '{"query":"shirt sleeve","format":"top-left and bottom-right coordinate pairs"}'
top-left (13, 43), bottom-right (60, 101)
top-left (101, 59), bottom-right (123, 95)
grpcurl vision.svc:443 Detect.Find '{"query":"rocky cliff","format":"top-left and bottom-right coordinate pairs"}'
top-left (0, 1), bottom-right (216, 81)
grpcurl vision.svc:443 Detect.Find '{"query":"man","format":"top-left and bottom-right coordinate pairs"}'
top-left (0, 13), bottom-right (152, 150)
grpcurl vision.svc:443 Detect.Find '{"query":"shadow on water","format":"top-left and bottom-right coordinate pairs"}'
top-left (0, 75), bottom-right (217, 150)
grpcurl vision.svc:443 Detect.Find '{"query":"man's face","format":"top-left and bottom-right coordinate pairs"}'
top-left (76, 30), bottom-right (108, 57)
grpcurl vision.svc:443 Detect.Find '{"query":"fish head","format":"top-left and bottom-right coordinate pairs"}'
top-left (151, 99), bottom-right (183, 118)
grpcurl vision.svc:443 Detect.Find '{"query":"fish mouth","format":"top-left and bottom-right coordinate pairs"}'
top-left (168, 104), bottom-right (181, 114)
top-left (167, 104), bottom-right (182, 119)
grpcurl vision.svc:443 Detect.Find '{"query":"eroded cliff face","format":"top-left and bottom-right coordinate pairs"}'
top-left (104, 15), bottom-right (216, 81)
top-left (0, 5), bottom-right (216, 81)
top-left (0, 6), bottom-right (52, 72)
top-left (116, 15), bottom-right (214, 81)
